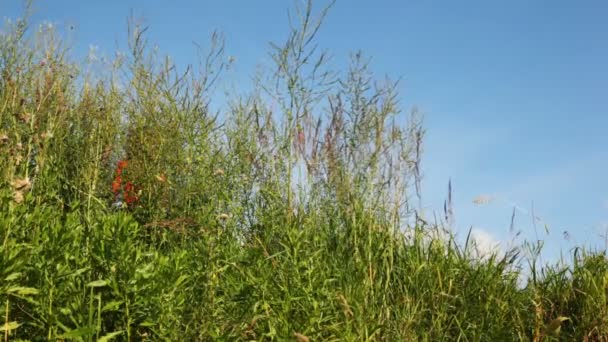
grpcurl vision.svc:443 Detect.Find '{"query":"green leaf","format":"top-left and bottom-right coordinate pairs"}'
top-left (7, 287), bottom-right (39, 296)
top-left (4, 272), bottom-right (22, 281)
top-left (86, 280), bottom-right (108, 288)
top-left (0, 321), bottom-right (21, 332)
top-left (101, 300), bottom-right (124, 312)
top-left (173, 274), bottom-right (189, 288)
top-left (68, 267), bottom-right (91, 278)
top-left (97, 330), bottom-right (124, 342)
top-left (57, 326), bottom-right (95, 338)
top-left (545, 316), bottom-right (569, 336)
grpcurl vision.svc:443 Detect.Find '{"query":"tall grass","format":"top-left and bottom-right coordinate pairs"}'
top-left (1, 1), bottom-right (607, 341)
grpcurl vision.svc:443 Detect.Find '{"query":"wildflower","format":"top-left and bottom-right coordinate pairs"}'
top-left (111, 176), bottom-right (122, 193)
top-left (117, 159), bottom-right (128, 171)
top-left (112, 160), bottom-right (127, 197)
top-left (124, 182), bottom-right (139, 205)
top-left (111, 159), bottom-right (140, 207)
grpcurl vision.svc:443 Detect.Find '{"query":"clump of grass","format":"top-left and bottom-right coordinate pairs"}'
top-left (1, 1), bottom-right (607, 341)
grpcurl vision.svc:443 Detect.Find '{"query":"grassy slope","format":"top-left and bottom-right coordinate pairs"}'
top-left (1, 2), bottom-right (607, 341)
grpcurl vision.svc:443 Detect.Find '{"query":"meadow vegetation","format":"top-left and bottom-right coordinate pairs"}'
top-left (1, 1), bottom-right (607, 340)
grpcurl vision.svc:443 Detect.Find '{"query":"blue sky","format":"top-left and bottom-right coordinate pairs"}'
top-left (3, 0), bottom-right (608, 263)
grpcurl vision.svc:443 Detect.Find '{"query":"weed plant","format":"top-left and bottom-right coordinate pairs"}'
top-left (1, 1), bottom-right (607, 341)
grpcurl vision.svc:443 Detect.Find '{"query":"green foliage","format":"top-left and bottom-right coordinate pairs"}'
top-left (1, 1), bottom-right (607, 341)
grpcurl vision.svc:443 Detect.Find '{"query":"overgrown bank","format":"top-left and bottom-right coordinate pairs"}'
top-left (1, 2), bottom-right (607, 340)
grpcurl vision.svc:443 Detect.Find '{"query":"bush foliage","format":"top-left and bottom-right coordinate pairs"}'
top-left (1, 1), bottom-right (607, 341)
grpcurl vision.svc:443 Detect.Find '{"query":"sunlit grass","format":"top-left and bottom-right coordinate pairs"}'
top-left (1, 1), bottom-right (607, 341)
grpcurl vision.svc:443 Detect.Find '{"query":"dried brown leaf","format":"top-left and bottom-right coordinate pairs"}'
top-left (13, 190), bottom-right (24, 203)
top-left (294, 332), bottom-right (309, 342)
top-left (11, 177), bottom-right (31, 191)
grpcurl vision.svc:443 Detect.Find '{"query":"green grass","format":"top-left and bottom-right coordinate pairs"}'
top-left (1, 1), bottom-right (607, 341)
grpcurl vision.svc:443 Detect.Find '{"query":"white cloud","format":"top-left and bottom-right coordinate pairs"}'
top-left (470, 228), bottom-right (501, 258)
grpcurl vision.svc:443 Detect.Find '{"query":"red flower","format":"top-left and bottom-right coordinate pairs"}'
top-left (124, 181), bottom-right (139, 205)
top-left (111, 159), bottom-right (140, 207)
top-left (115, 161), bottom-right (128, 181)
top-left (111, 176), bottom-right (122, 193)
top-left (117, 160), bottom-right (128, 170)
